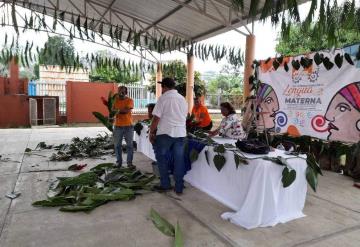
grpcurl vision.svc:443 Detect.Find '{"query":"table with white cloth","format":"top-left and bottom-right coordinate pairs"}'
top-left (134, 125), bottom-right (308, 229)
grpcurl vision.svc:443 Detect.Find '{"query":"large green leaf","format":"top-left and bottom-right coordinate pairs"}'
top-left (149, 208), bottom-right (175, 237)
top-left (174, 221), bottom-right (184, 247)
top-left (281, 167), bottom-right (296, 188)
top-left (92, 111), bottom-right (113, 132)
top-left (86, 189), bottom-right (134, 201)
top-left (306, 166), bottom-right (318, 192)
top-left (306, 153), bottom-right (323, 176)
top-left (59, 172), bottom-right (98, 187)
top-left (189, 149), bottom-right (199, 163)
top-left (32, 196), bottom-right (73, 207)
top-left (213, 154), bottom-right (226, 172)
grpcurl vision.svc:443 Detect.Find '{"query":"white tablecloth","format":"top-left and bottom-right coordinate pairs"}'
top-left (134, 125), bottom-right (155, 160)
top-left (134, 127), bottom-right (307, 229)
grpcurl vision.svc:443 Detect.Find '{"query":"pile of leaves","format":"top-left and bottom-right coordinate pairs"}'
top-left (49, 134), bottom-right (114, 161)
top-left (32, 163), bottom-right (157, 212)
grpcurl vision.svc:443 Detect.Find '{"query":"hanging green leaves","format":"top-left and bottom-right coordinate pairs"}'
top-left (281, 167), bottom-right (296, 188)
top-left (11, 0), bottom-right (19, 34)
top-left (213, 154), bottom-right (226, 172)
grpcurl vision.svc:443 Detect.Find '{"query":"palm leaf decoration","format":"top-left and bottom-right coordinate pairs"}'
top-left (11, 0), bottom-right (19, 35)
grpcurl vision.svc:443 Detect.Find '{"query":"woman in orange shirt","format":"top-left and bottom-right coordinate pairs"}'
top-left (192, 97), bottom-right (212, 131)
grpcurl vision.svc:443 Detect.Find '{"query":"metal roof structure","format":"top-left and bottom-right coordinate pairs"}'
top-left (12, 0), bottom-right (309, 51)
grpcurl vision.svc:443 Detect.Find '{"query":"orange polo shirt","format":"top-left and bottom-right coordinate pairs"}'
top-left (192, 104), bottom-right (211, 128)
top-left (113, 96), bottom-right (134, 127)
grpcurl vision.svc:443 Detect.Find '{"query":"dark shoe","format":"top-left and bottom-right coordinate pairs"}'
top-left (127, 163), bottom-right (136, 169)
top-left (174, 189), bottom-right (183, 196)
top-left (152, 184), bottom-right (172, 193)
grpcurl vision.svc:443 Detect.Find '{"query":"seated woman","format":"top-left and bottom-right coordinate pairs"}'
top-left (209, 102), bottom-right (246, 139)
top-left (192, 97), bottom-right (213, 130)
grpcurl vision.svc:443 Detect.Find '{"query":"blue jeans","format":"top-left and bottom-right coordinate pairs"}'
top-left (113, 126), bottom-right (134, 166)
top-left (154, 134), bottom-right (186, 193)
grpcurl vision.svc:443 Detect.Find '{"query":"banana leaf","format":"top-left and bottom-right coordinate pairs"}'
top-left (150, 208), bottom-right (175, 237)
top-left (92, 111), bottom-right (113, 132)
top-left (59, 172), bottom-right (98, 187)
top-left (32, 196), bottom-right (73, 207)
top-left (86, 189), bottom-right (134, 201)
top-left (174, 221), bottom-right (184, 247)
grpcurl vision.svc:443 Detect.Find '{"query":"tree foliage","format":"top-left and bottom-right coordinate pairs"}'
top-left (38, 36), bottom-right (75, 66)
top-left (148, 60), bottom-right (206, 97)
top-left (89, 50), bottom-right (140, 83)
top-left (276, 24), bottom-right (360, 56)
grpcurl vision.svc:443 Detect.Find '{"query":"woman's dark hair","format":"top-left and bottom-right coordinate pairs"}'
top-left (220, 102), bottom-right (236, 115)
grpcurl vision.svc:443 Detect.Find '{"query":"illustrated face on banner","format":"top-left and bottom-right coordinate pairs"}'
top-left (325, 82), bottom-right (360, 143)
top-left (257, 83), bottom-right (279, 129)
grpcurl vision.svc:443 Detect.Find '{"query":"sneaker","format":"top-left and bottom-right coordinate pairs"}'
top-left (152, 184), bottom-right (172, 193)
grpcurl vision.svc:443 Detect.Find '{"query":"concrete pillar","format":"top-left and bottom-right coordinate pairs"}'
top-left (186, 53), bottom-right (194, 113)
top-left (155, 63), bottom-right (162, 99)
top-left (243, 34), bottom-right (256, 101)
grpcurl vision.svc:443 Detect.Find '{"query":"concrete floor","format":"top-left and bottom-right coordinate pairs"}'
top-left (0, 127), bottom-right (359, 247)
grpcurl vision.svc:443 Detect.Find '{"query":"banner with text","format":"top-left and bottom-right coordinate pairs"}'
top-left (258, 44), bottom-right (360, 143)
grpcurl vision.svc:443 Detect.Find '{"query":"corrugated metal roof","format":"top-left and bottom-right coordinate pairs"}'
top-left (16, 0), bottom-right (310, 53)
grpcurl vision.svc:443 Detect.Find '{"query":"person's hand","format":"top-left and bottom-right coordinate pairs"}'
top-left (208, 131), bottom-right (215, 137)
top-left (149, 132), bottom-right (156, 144)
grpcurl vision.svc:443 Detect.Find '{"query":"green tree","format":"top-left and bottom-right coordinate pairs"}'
top-left (38, 36), bottom-right (75, 66)
top-left (276, 24), bottom-right (360, 56)
top-left (148, 60), bottom-right (205, 97)
top-left (89, 50), bottom-right (140, 83)
top-left (33, 36), bottom-right (76, 78)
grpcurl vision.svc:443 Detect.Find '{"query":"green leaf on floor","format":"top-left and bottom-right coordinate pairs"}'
top-left (149, 208), bottom-right (175, 237)
top-left (174, 221), bottom-right (184, 247)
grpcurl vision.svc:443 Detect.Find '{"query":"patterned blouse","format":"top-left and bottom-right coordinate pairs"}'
top-left (219, 114), bottom-right (246, 139)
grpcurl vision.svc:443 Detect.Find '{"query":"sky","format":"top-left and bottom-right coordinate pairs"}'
top-left (0, 1), bottom-right (340, 74)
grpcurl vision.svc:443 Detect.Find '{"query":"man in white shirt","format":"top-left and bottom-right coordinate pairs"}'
top-left (149, 77), bottom-right (188, 195)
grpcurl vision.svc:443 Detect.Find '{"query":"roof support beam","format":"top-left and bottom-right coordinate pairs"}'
top-left (85, 0), bottom-right (190, 39)
top-left (171, 0), bottom-right (248, 39)
top-left (93, 0), bottom-right (116, 29)
top-left (143, 0), bottom-right (192, 32)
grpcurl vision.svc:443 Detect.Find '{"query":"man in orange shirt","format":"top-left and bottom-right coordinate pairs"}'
top-left (192, 97), bottom-right (212, 130)
top-left (113, 86), bottom-right (134, 168)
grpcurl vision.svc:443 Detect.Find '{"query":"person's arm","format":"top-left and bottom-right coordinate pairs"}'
top-left (116, 98), bottom-right (134, 114)
top-left (149, 115), bottom-right (160, 144)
